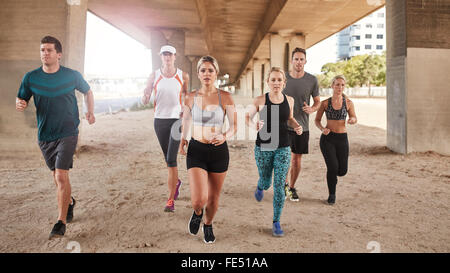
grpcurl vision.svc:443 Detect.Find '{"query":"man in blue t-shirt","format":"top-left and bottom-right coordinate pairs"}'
top-left (15, 36), bottom-right (95, 239)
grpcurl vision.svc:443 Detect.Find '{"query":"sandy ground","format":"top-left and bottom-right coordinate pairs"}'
top-left (0, 97), bottom-right (449, 253)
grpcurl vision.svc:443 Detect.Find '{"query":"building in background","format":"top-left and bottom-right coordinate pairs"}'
top-left (337, 6), bottom-right (386, 60)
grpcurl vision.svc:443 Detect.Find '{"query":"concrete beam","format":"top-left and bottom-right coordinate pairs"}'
top-left (195, 0), bottom-right (214, 55)
top-left (235, 0), bottom-right (288, 84)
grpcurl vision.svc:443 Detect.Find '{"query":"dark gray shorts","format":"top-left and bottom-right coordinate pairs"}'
top-left (38, 135), bottom-right (78, 171)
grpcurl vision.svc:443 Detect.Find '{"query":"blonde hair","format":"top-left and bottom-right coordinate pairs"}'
top-left (197, 55), bottom-right (220, 74)
top-left (266, 67), bottom-right (286, 82)
top-left (331, 75), bottom-right (346, 86)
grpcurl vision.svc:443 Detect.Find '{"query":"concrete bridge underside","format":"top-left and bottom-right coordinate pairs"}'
top-left (1, 0), bottom-right (449, 155)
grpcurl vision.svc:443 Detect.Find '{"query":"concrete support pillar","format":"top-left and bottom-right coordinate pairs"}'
top-left (0, 0), bottom-right (88, 152)
top-left (262, 59), bottom-right (271, 94)
top-left (269, 33), bottom-right (286, 69)
top-left (240, 75), bottom-right (247, 97)
top-left (150, 28), bottom-right (189, 74)
top-left (252, 59), bottom-right (264, 97)
top-left (245, 68), bottom-right (254, 98)
top-left (186, 55), bottom-right (201, 91)
top-left (386, 0), bottom-right (450, 155)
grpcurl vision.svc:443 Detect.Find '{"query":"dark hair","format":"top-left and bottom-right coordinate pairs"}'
top-left (291, 47), bottom-right (306, 59)
top-left (41, 36), bottom-right (62, 53)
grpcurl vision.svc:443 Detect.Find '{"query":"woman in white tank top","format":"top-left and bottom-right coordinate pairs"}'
top-left (142, 45), bottom-right (190, 213)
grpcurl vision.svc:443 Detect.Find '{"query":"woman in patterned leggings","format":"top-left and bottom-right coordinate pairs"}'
top-left (246, 67), bottom-right (303, 237)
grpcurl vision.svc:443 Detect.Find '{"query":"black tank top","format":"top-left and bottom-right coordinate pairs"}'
top-left (256, 93), bottom-right (290, 149)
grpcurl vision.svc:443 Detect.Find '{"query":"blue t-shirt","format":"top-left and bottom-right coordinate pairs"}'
top-left (17, 66), bottom-right (90, 142)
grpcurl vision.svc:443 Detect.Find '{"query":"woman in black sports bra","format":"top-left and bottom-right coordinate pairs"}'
top-left (315, 75), bottom-right (357, 205)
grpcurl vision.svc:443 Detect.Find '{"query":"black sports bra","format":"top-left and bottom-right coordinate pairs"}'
top-left (325, 97), bottom-right (347, 120)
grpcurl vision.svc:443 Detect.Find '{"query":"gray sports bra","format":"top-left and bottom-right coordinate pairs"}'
top-left (192, 90), bottom-right (225, 127)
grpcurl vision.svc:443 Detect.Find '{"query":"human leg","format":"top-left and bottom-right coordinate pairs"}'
top-left (273, 147), bottom-right (291, 222)
top-left (320, 134), bottom-right (339, 204)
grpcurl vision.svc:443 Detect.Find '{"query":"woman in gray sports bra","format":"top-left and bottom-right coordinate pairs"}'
top-left (315, 75), bottom-right (357, 205)
top-left (179, 56), bottom-right (237, 244)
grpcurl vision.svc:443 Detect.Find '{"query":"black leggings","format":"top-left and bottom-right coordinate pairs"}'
top-left (319, 132), bottom-right (349, 195)
top-left (154, 118), bottom-right (181, 167)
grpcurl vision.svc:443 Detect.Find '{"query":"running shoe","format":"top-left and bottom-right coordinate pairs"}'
top-left (286, 187), bottom-right (300, 202)
top-left (66, 197), bottom-right (76, 223)
top-left (174, 179), bottom-right (182, 200)
top-left (327, 194), bottom-right (336, 205)
top-left (164, 199), bottom-right (175, 212)
top-left (254, 187), bottom-right (264, 202)
top-left (284, 183), bottom-right (290, 198)
top-left (272, 222), bottom-right (284, 237)
top-left (203, 224), bottom-right (216, 244)
top-left (188, 210), bottom-right (203, 235)
top-left (49, 220), bottom-right (66, 239)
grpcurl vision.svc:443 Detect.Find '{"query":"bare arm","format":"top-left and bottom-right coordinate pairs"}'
top-left (315, 100), bottom-right (330, 135)
top-left (287, 96), bottom-right (303, 135)
top-left (245, 95), bottom-right (264, 131)
top-left (303, 95), bottom-right (321, 114)
top-left (15, 97), bottom-right (28, 112)
top-left (142, 72), bottom-right (156, 105)
top-left (347, 99), bottom-right (357, 125)
top-left (182, 71), bottom-right (190, 98)
top-left (84, 90), bottom-right (95, 124)
top-left (179, 92), bottom-right (194, 155)
top-left (211, 92), bottom-right (238, 146)
top-left (223, 94), bottom-right (238, 140)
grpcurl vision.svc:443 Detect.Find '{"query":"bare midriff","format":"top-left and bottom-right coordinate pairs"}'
top-left (192, 125), bottom-right (223, 144)
top-left (326, 120), bottom-right (347, 133)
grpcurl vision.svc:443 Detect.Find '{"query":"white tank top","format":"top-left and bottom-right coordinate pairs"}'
top-left (153, 68), bottom-right (184, 119)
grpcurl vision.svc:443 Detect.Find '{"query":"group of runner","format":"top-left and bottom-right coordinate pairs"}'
top-left (15, 37), bottom-right (357, 243)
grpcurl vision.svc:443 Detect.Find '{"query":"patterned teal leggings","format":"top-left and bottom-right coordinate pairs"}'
top-left (254, 146), bottom-right (291, 222)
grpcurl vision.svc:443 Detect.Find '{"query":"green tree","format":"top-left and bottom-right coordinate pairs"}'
top-left (318, 52), bottom-right (386, 89)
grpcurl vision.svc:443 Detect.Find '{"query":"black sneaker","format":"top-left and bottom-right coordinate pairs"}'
top-left (327, 194), bottom-right (336, 205)
top-left (66, 197), bottom-right (76, 223)
top-left (49, 220), bottom-right (66, 239)
top-left (188, 210), bottom-right (203, 235)
top-left (203, 224), bottom-right (216, 244)
top-left (286, 187), bottom-right (300, 202)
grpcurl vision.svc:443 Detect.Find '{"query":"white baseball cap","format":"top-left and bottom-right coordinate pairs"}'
top-left (159, 45), bottom-right (176, 55)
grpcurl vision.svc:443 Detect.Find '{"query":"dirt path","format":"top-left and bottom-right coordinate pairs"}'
top-left (1, 99), bottom-right (449, 253)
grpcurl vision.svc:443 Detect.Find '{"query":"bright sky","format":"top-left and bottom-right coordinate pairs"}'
top-left (84, 12), bottom-right (152, 78)
top-left (306, 34), bottom-right (338, 75)
top-left (84, 11), bottom-right (337, 78)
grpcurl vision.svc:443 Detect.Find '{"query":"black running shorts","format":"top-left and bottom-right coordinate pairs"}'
top-left (186, 139), bottom-right (229, 173)
top-left (288, 130), bottom-right (309, 154)
top-left (38, 135), bottom-right (78, 171)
